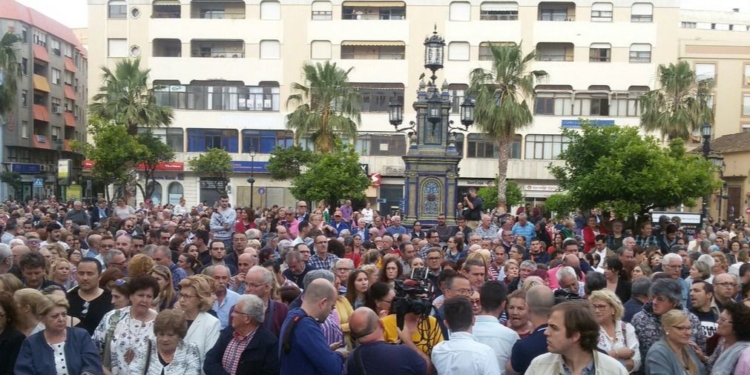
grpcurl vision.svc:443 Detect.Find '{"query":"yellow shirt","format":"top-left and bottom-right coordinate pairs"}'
top-left (381, 314), bottom-right (443, 355)
top-left (335, 296), bottom-right (354, 349)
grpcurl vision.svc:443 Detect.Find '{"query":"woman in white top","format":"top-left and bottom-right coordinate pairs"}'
top-left (175, 276), bottom-right (220, 374)
top-left (113, 198), bottom-right (135, 221)
top-left (93, 274), bottom-right (160, 375)
top-left (590, 289), bottom-right (641, 373)
top-left (361, 202), bottom-right (374, 224)
top-left (129, 309), bottom-right (201, 375)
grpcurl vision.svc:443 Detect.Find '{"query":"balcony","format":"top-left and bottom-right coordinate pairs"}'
top-left (341, 2), bottom-right (405, 20)
top-left (480, 2), bottom-right (519, 20)
top-left (149, 57), bottom-right (284, 85)
top-left (536, 42), bottom-right (574, 62)
top-left (190, 40), bottom-right (244, 58)
top-left (191, 0), bottom-right (246, 19)
top-left (341, 42), bottom-right (405, 60)
top-left (152, 1), bottom-right (181, 18)
top-left (153, 39), bottom-right (182, 57)
top-left (538, 2), bottom-right (576, 21)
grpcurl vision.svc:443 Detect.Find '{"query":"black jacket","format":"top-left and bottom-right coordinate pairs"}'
top-left (204, 325), bottom-right (279, 375)
top-left (88, 207), bottom-right (111, 228)
top-left (0, 327), bottom-right (25, 375)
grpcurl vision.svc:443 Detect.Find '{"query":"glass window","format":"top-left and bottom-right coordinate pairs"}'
top-left (32, 30), bottom-right (47, 47)
top-left (695, 63), bottom-right (716, 82)
top-left (609, 93), bottom-right (642, 117)
top-left (108, 0), bottom-right (127, 19)
top-left (241, 130), bottom-right (294, 153)
top-left (450, 2), bottom-right (471, 21)
top-left (138, 127), bottom-right (184, 152)
top-left (480, 2), bottom-right (518, 20)
top-left (449, 84), bottom-right (468, 113)
top-left (154, 83), bottom-right (280, 112)
top-left (51, 68), bottom-right (61, 85)
top-left (745, 65), bottom-right (750, 87)
top-left (631, 3), bottom-right (653, 22)
top-left (354, 85), bottom-right (404, 112)
top-left (466, 134), bottom-right (521, 158)
top-left (260, 1), bottom-right (281, 20)
top-left (21, 121), bottom-right (28, 138)
top-left (311, 40), bottom-right (332, 59)
top-left (108, 39), bottom-right (128, 58)
top-left (524, 134), bottom-right (570, 160)
top-left (479, 42), bottom-right (514, 61)
top-left (629, 44), bottom-right (651, 63)
top-left (51, 39), bottom-right (61, 56)
top-left (21, 58), bottom-right (27, 75)
top-left (743, 94), bottom-right (750, 116)
top-left (534, 93), bottom-right (572, 116)
top-left (311, 1), bottom-right (332, 19)
top-left (21, 90), bottom-right (27, 107)
top-left (591, 3), bottom-right (613, 22)
top-left (589, 43), bottom-right (611, 62)
top-left (354, 134), bottom-right (406, 156)
top-left (187, 129), bottom-right (238, 153)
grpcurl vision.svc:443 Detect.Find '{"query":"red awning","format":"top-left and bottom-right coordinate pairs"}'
top-left (64, 112), bottom-right (75, 127)
top-left (136, 162), bottom-right (185, 171)
top-left (32, 134), bottom-right (51, 149)
top-left (64, 57), bottom-right (76, 73)
top-left (33, 44), bottom-right (49, 62)
top-left (64, 85), bottom-right (76, 100)
top-left (33, 104), bottom-right (49, 122)
top-left (83, 160), bottom-right (94, 170)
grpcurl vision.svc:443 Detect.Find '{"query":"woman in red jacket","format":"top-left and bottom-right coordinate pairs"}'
top-left (582, 215), bottom-right (608, 253)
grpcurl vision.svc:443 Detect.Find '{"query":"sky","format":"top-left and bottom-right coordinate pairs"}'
top-left (14, 0), bottom-right (750, 29)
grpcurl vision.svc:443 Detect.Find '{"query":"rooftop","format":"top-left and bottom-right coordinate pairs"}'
top-left (0, 0), bottom-right (86, 57)
top-left (709, 132), bottom-right (750, 154)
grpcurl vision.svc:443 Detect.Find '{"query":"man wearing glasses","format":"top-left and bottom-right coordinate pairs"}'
top-left (662, 253), bottom-right (689, 307)
top-left (295, 201), bottom-right (309, 222)
top-left (713, 273), bottom-right (740, 312)
top-left (308, 235), bottom-right (340, 271)
top-left (419, 229), bottom-right (442, 259)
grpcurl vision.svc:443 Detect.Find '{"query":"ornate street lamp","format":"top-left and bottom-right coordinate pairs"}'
top-left (423, 25), bottom-right (445, 85)
top-left (389, 97), bottom-right (403, 126)
top-left (460, 96), bottom-right (475, 128)
top-left (701, 122), bottom-right (712, 157)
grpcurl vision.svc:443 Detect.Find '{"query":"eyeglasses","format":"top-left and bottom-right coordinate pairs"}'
top-left (470, 298), bottom-right (480, 305)
top-left (592, 303), bottom-right (609, 311)
top-left (179, 293), bottom-right (196, 300)
top-left (671, 325), bottom-right (692, 332)
top-left (715, 282), bottom-right (737, 287)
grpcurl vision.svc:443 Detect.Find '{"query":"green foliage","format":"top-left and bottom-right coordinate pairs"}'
top-left (135, 131), bottom-right (175, 198)
top-left (187, 148), bottom-right (233, 194)
top-left (640, 61), bottom-right (714, 140)
top-left (286, 61), bottom-right (361, 153)
top-left (0, 32), bottom-right (21, 115)
top-left (468, 42), bottom-right (547, 207)
top-left (267, 145), bottom-right (317, 181)
top-left (477, 180), bottom-right (524, 210)
top-left (548, 123), bottom-right (720, 217)
top-left (544, 193), bottom-right (577, 219)
top-left (89, 57), bottom-right (174, 136)
top-left (81, 116), bottom-right (147, 189)
top-left (290, 144), bottom-right (370, 206)
top-left (0, 171), bottom-right (21, 200)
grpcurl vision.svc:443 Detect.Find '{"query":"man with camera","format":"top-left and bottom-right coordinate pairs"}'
top-left (462, 188), bottom-right (483, 231)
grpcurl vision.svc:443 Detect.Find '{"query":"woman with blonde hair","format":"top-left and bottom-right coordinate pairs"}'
top-left (360, 264), bottom-right (379, 286)
top-left (503, 259), bottom-right (519, 284)
top-left (129, 254), bottom-right (155, 278)
top-left (46, 243), bottom-right (67, 262)
top-left (48, 258), bottom-right (75, 290)
top-left (590, 289), bottom-right (641, 373)
top-left (150, 265), bottom-right (177, 311)
top-left (645, 309), bottom-right (706, 375)
top-left (176, 276), bottom-right (220, 373)
top-left (0, 273), bottom-right (24, 294)
top-left (13, 289), bottom-right (46, 336)
top-left (361, 249), bottom-right (382, 268)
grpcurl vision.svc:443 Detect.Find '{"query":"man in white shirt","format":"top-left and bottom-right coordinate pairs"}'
top-left (472, 281), bottom-right (520, 374)
top-left (431, 296), bottom-right (501, 375)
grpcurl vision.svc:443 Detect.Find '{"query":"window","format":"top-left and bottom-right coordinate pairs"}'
top-left (539, 6), bottom-right (571, 21)
top-left (609, 92), bottom-right (643, 117)
top-left (260, 1), bottom-right (281, 20)
top-left (354, 134), bottom-right (407, 156)
top-left (745, 65), bottom-right (750, 86)
top-left (449, 2), bottom-right (471, 21)
top-left (154, 83), bottom-right (281, 112)
top-left (589, 43), bottom-right (611, 62)
top-left (631, 3), bottom-right (653, 22)
top-left (448, 42), bottom-right (470, 61)
top-left (260, 40), bottom-right (280, 59)
top-left (21, 26), bottom-right (28, 43)
top-left (108, 0), bottom-right (127, 19)
top-left (51, 98), bottom-right (61, 114)
top-left (51, 127), bottom-right (61, 142)
top-left (108, 39), bottom-right (128, 57)
top-left (479, 42), bottom-right (514, 60)
top-left (50, 39), bottom-right (61, 56)
top-left (341, 45), bottom-right (405, 60)
top-left (312, 1), bottom-right (332, 19)
top-left (695, 63), bottom-right (716, 82)
top-left (138, 128), bottom-right (185, 152)
top-left (187, 129), bottom-right (238, 152)
top-left (467, 134), bottom-right (521, 158)
top-left (537, 43), bottom-right (574, 62)
top-left (629, 44), bottom-right (651, 63)
top-left (21, 121), bottom-right (28, 139)
top-left (591, 3), bottom-right (613, 22)
top-left (681, 22), bottom-right (696, 28)
top-left (744, 94), bottom-right (750, 116)
top-left (449, 84), bottom-right (468, 113)
top-left (21, 90), bottom-right (28, 107)
top-left (32, 30), bottom-right (46, 47)
top-left (51, 68), bottom-right (61, 85)
top-left (63, 43), bottom-right (73, 57)
top-left (21, 58), bottom-right (27, 75)
top-left (480, 2), bottom-right (518, 20)
top-left (311, 40), bottom-right (332, 59)
top-left (242, 130), bottom-right (294, 153)
top-left (534, 92), bottom-right (573, 115)
top-left (64, 99), bottom-right (73, 112)
top-left (64, 71), bottom-right (74, 86)
top-left (524, 134), bottom-right (570, 160)
top-left (351, 84), bottom-right (404, 112)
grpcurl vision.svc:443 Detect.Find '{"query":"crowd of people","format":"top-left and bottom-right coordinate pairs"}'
top-left (0, 195), bottom-right (750, 374)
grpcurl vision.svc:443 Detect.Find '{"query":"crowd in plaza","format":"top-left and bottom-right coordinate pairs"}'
top-left (1, 191), bottom-right (750, 375)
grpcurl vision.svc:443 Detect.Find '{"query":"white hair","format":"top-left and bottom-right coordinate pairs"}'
top-left (698, 254), bottom-right (715, 267)
top-left (556, 266), bottom-right (577, 283)
top-left (662, 253), bottom-right (682, 265)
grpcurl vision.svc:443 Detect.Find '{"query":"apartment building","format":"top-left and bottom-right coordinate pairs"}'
top-left (0, 0), bottom-right (88, 201)
top-left (86, 0), bottom-right (684, 210)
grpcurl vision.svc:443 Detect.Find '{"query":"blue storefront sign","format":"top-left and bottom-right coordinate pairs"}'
top-left (232, 161), bottom-right (269, 173)
top-left (11, 163), bottom-right (42, 174)
top-left (561, 119), bottom-right (616, 128)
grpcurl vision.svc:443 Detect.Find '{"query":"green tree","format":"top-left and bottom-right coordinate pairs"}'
top-left (476, 180), bottom-right (524, 211)
top-left (286, 61), bottom-right (361, 153)
top-left (0, 32), bottom-right (21, 115)
top-left (544, 193), bottom-right (577, 220)
top-left (135, 131), bottom-right (175, 200)
top-left (290, 144), bottom-right (370, 206)
top-left (0, 171), bottom-right (22, 200)
top-left (640, 61), bottom-right (715, 141)
top-left (267, 145), bottom-right (317, 181)
top-left (89, 57), bottom-right (174, 136)
top-left (468, 43), bottom-right (547, 210)
top-left (187, 148), bottom-right (233, 195)
top-left (548, 123), bottom-right (720, 217)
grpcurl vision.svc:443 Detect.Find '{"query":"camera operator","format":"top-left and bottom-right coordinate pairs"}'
top-left (462, 188), bottom-right (483, 231)
top-left (382, 281), bottom-right (443, 355)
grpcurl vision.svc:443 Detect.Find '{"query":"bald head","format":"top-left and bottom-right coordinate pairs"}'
top-left (350, 307), bottom-right (381, 343)
top-left (563, 254), bottom-right (581, 268)
top-left (526, 285), bottom-right (555, 319)
top-left (305, 278), bottom-right (336, 302)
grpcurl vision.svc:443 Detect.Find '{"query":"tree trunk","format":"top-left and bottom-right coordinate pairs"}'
top-left (496, 136), bottom-right (511, 211)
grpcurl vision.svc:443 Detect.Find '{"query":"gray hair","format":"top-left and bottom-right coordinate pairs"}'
top-left (650, 278), bottom-right (682, 304)
top-left (285, 250), bottom-right (303, 263)
top-left (556, 266), bottom-right (577, 283)
top-left (697, 254), bottom-right (715, 267)
top-left (103, 249), bottom-right (124, 265)
top-left (339, 229), bottom-right (351, 237)
top-left (237, 294), bottom-right (266, 324)
top-left (142, 244), bottom-right (158, 257)
top-left (303, 269), bottom-right (335, 289)
top-left (0, 244), bottom-right (11, 266)
top-left (519, 260), bottom-right (537, 271)
top-left (246, 229), bottom-right (261, 240)
top-left (332, 258), bottom-right (354, 271)
top-left (8, 238), bottom-right (25, 248)
top-left (662, 253), bottom-right (682, 265)
top-left (631, 277), bottom-right (651, 298)
top-left (248, 266), bottom-right (273, 286)
top-left (700, 239), bottom-right (712, 251)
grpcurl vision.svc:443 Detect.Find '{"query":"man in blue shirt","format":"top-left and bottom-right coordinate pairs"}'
top-left (385, 216), bottom-right (408, 237)
top-left (508, 285), bottom-right (554, 375)
top-left (280, 278), bottom-right (346, 375)
top-left (511, 213), bottom-right (536, 250)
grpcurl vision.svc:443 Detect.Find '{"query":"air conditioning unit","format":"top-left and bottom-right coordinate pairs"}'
top-left (52, 107), bottom-right (62, 114)
top-left (51, 135), bottom-right (59, 142)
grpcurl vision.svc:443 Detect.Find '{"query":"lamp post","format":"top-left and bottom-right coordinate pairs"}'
top-left (708, 152), bottom-right (726, 222)
top-left (246, 148), bottom-right (256, 210)
top-left (700, 123), bottom-right (712, 228)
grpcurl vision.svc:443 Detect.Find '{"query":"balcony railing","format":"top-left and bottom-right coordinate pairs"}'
top-left (191, 51), bottom-right (245, 58)
top-left (341, 52), bottom-right (405, 60)
top-left (537, 54), bottom-right (574, 62)
top-left (479, 13), bottom-right (518, 20)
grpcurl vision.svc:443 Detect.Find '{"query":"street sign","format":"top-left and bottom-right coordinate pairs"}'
top-left (376, 198), bottom-right (386, 204)
top-left (258, 187), bottom-right (266, 195)
top-left (33, 178), bottom-right (43, 187)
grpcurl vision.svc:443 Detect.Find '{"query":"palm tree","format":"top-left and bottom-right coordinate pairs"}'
top-left (639, 61), bottom-right (714, 141)
top-left (90, 57), bottom-right (173, 136)
top-left (468, 43), bottom-right (547, 209)
top-left (286, 61), bottom-right (361, 153)
top-left (0, 32), bottom-right (21, 116)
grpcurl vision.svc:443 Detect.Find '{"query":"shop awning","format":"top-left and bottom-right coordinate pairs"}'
top-left (33, 104), bottom-right (50, 122)
top-left (64, 112), bottom-right (76, 127)
top-left (342, 41), bottom-right (404, 47)
top-left (32, 134), bottom-right (51, 150)
top-left (64, 57), bottom-right (76, 73)
top-left (33, 44), bottom-right (49, 62)
top-left (33, 74), bottom-right (50, 93)
top-left (64, 85), bottom-right (77, 100)
top-left (153, 0), bottom-right (180, 6)
top-left (342, 1), bottom-right (404, 7)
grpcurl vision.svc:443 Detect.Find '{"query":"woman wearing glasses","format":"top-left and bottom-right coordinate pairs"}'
top-left (129, 309), bottom-right (201, 375)
top-left (704, 301), bottom-right (750, 374)
top-left (175, 276), bottom-right (220, 373)
top-left (15, 294), bottom-right (102, 375)
top-left (645, 309), bottom-right (706, 375)
top-left (590, 289), bottom-right (640, 373)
